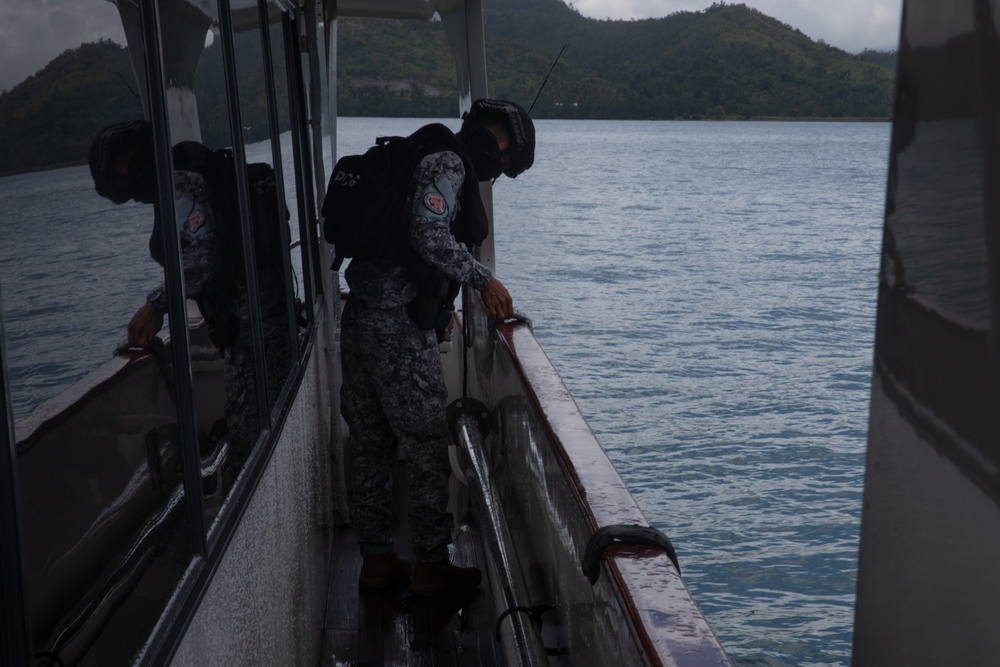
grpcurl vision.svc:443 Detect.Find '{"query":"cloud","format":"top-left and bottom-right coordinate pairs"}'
top-left (0, 0), bottom-right (125, 92)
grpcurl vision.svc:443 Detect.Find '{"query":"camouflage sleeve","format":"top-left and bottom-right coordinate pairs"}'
top-left (146, 237), bottom-right (218, 313)
top-left (146, 171), bottom-right (219, 312)
top-left (409, 151), bottom-right (492, 292)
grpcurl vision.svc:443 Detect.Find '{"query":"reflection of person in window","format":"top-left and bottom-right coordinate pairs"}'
top-left (88, 120), bottom-right (289, 454)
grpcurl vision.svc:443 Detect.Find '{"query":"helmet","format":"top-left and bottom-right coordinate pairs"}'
top-left (88, 120), bottom-right (152, 203)
top-left (463, 98), bottom-right (535, 177)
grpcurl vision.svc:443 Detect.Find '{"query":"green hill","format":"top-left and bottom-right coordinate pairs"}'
top-left (0, 40), bottom-right (143, 173)
top-left (858, 49), bottom-right (897, 72)
top-left (333, 0), bottom-right (896, 119)
top-left (482, 0), bottom-right (894, 119)
top-left (335, 14), bottom-right (632, 118)
top-left (0, 1), bottom-right (897, 174)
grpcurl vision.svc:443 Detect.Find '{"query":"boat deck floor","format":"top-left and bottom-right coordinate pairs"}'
top-left (319, 460), bottom-right (504, 666)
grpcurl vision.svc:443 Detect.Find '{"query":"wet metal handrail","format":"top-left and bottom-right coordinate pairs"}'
top-left (450, 402), bottom-right (550, 667)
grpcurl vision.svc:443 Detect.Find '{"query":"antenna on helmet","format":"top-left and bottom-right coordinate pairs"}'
top-left (527, 44), bottom-right (568, 116)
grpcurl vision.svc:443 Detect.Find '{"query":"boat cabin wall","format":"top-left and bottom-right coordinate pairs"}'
top-left (0, 2), bottom-right (340, 665)
top-left (854, 0), bottom-right (1000, 662)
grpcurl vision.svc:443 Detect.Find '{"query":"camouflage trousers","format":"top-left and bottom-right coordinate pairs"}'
top-left (340, 296), bottom-right (452, 562)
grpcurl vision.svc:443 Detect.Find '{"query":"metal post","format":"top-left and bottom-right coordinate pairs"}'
top-left (139, 0), bottom-right (207, 555)
top-left (257, 0), bottom-right (301, 368)
top-left (283, 11), bottom-right (321, 314)
top-left (452, 406), bottom-right (551, 666)
top-left (218, 0), bottom-right (271, 430)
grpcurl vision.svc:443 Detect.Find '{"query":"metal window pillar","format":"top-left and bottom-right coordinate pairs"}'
top-left (283, 11), bottom-right (322, 312)
top-left (218, 0), bottom-right (272, 432)
top-left (257, 1), bottom-right (302, 363)
top-left (139, 0), bottom-right (208, 556)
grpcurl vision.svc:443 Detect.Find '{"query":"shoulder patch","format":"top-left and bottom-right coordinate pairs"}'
top-left (188, 209), bottom-right (206, 234)
top-left (423, 191), bottom-right (447, 215)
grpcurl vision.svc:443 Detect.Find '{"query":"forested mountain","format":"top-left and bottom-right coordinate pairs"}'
top-left (0, 41), bottom-right (143, 173)
top-left (0, 1), bottom-right (897, 174)
top-left (335, 14), bottom-right (631, 118)
top-left (479, 0), bottom-right (894, 118)
top-left (857, 49), bottom-right (898, 72)
top-left (339, 1), bottom-right (896, 119)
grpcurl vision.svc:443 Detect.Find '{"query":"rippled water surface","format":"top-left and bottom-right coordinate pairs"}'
top-left (2, 119), bottom-right (888, 666)
top-left (490, 120), bottom-right (888, 666)
top-left (0, 168), bottom-right (155, 419)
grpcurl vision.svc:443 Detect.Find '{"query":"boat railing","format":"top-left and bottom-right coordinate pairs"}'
top-left (465, 319), bottom-right (731, 666)
top-left (450, 399), bottom-right (552, 666)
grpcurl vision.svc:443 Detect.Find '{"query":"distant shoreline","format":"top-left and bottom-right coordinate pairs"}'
top-left (644, 115), bottom-right (890, 122)
top-left (1, 160), bottom-right (88, 178)
top-left (0, 116), bottom-right (891, 177)
top-left (748, 116), bottom-right (889, 123)
top-left (530, 116), bottom-right (891, 122)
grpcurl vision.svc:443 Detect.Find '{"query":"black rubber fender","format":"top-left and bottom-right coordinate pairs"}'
top-left (581, 524), bottom-right (681, 584)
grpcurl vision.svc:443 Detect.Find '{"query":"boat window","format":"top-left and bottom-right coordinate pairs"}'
top-left (268, 6), bottom-right (320, 320)
top-left (0, 5), bottom-right (196, 664)
top-left (225, 0), bottom-right (297, 438)
top-left (878, 22), bottom-right (995, 458)
top-left (1, 0), bottom-right (318, 662)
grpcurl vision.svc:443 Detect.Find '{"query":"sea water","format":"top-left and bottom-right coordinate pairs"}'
top-left (0, 119), bottom-right (889, 666)
top-left (492, 120), bottom-right (886, 667)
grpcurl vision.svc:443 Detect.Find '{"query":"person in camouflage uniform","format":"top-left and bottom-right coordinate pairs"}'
top-left (339, 99), bottom-right (535, 596)
top-left (88, 121), bottom-right (291, 458)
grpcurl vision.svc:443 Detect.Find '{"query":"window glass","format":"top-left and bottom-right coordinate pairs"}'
top-left (173, 1), bottom-right (281, 536)
top-left (878, 28), bottom-right (995, 456)
top-left (225, 0), bottom-right (296, 450)
top-left (269, 6), bottom-right (315, 319)
top-left (0, 3), bottom-right (192, 663)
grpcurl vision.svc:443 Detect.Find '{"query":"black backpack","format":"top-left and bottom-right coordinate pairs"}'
top-left (321, 134), bottom-right (434, 270)
top-left (168, 141), bottom-right (289, 273)
top-left (322, 123), bottom-right (491, 273)
top-left (208, 147), bottom-right (290, 272)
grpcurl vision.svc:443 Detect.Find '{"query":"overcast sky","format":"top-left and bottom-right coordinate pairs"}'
top-left (0, 0), bottom-right (904, 94)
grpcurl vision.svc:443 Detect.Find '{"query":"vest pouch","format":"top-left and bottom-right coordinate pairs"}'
top-left (200, 279), bottom-right (241, 351)
top-left (406, 291), bottom-right (440, 331)
top-left (434, 304), bottom-right (455, 343)
top-left (208, 313), bottom-right (240, 351)
top-left (405, 295), bottom-right (453, 343)
top-left (407, 271), bottom-right (459, 340)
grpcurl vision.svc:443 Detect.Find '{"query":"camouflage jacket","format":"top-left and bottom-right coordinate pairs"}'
top-left (145, 170), bottom-right (226, 316)
top-left (344, 150), bottom-right (492, 308)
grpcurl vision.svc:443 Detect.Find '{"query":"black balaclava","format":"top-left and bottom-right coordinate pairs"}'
top-left (460, 98), bottom-right (536, 179)
top-left (88, 120), bottom-right (153, 204)
top-left (126, 143), bottom-right (158, 204)
top-left (459, 122), bottom-right (505, 182)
